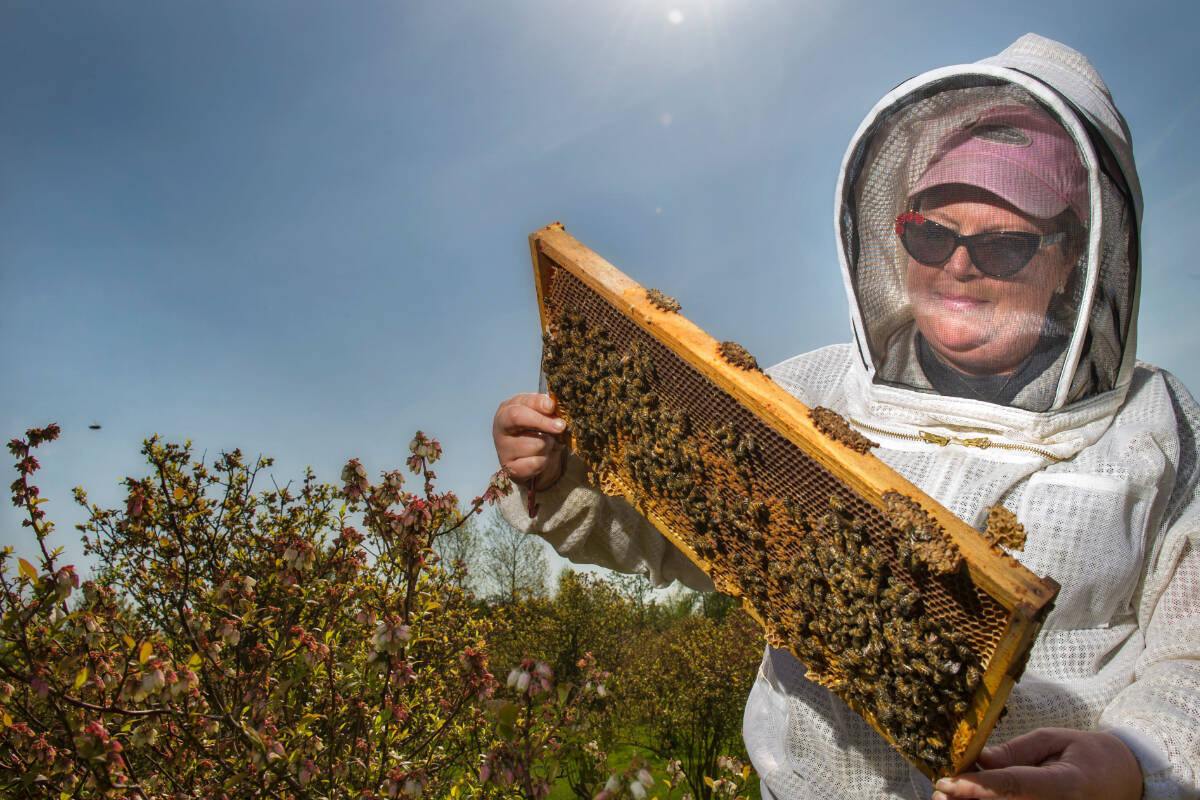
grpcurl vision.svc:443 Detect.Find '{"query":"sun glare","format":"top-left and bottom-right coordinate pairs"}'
top-left (667, 9), bottom-right (685, 25)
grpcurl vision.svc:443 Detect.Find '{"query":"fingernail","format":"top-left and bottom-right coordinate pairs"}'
top-left (931, 792), bottom-right (948, 800)
top-left (553, 419), bottom-right (566, 431)
top-left (934, 778), bottom-right (956, 791)
top-left (541, 398), bottom-right (554, 412)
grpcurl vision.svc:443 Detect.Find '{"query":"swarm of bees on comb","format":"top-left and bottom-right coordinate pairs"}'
top-left (529, 224), bottom-right (1056, 778)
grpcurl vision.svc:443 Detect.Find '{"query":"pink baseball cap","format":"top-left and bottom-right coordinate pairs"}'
top-left (910, 105), bottom-right (1088, 223)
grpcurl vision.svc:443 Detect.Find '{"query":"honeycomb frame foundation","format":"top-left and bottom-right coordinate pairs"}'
top-left (528, 223), bottom-right (1059, 779)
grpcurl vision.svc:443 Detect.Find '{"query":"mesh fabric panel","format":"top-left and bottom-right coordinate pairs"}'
top-left (841, 79), bottom-right (1135, 412)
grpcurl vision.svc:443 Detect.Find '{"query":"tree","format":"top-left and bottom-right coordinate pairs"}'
top-left (486, 568), bottom-right (764, 800)
top-left (620, 609), bottom-right (764, 800)
top-left (434, 510), bottom-right (483, 597)
top-left (475, 508), bottom-right (549, 606)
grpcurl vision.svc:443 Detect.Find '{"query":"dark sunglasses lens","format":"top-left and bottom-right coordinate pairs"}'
top-left (901, 221), bottom-right (1042, 278)
top-left (969, 234), bottom-right (1040, 278)
top-left (901, 223), bottom-right (955, 265)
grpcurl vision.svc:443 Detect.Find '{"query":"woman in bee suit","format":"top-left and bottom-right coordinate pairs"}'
top-left (491, 34), bottom-right (1199, 799)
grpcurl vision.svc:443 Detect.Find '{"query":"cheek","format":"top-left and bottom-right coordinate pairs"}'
top-left (998, 271), bottom-right (1060, 325)
top-left (905, 262), bottom-right (938, 298)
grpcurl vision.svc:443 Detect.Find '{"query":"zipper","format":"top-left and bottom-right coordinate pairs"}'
top-left (848, 418), bottom-right (1064, 463)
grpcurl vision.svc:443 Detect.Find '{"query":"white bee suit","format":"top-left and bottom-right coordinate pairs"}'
top-left (499, 34), bottom-right (1199, 799)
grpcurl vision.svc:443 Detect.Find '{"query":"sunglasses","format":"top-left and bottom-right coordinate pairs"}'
top-left (895, 212), bottom-right (1066, 279)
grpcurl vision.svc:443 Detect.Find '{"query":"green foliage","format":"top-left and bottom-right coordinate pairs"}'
top-left (1, 425), bottom-right (513, 799)
top-left (2, 425), bottom-right (763, 800)
top-left (492, 571), bottom-right (635, 691)
top-left (490, 571), bottom-right (763, 800)
top-left (619, 611), bottom-right (763, 799)
top-left (480, 653), bottom-right (611, 799)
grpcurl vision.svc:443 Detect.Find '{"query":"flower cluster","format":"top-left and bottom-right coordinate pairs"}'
top-left (481, 652), bottom-right (614, 799)
top-left (594, 761), bottom-right (655, 800)
top-left (506, 658), bottom-right (553, 697)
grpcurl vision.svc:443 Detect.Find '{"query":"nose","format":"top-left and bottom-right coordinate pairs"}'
top-left (943, 243), bottom-right (982, 280)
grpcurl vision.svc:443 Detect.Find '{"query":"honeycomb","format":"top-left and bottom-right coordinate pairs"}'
top-left (528, 224), bottom-right (1058, 778)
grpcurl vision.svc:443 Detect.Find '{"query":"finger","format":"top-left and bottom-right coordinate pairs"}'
top-left (496, 402), bottom-right (566, 437)
top-left (936, 771), bottom-right (1021, 799)
top-left (503, 431), bottom-right (563, 461)
top-left (504, 455), bottom-right (556, 483)
top-left (935, 761), bottom-right (1077, 800)
top-left (976, 729), bottom-right (1070, 769)
top-left (506, 393), bottom-right (557, 416)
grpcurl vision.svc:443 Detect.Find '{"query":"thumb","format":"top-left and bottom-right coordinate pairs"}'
top-left (977, 728), bottom-right (1071, 769)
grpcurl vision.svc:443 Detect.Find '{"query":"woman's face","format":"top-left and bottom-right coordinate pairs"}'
top-left (905, 186), bottom-right (1075, 376)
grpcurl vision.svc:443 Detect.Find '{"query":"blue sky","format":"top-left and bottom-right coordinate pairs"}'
top-left (4, 1), bottom-right (1198, 574)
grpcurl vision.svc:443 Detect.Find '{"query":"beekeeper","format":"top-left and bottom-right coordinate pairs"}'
top-left (491, 34), bottom-right (1199, 800)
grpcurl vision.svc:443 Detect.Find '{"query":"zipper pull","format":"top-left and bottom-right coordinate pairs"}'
top-left (919, 430), bottom-right (951, 446)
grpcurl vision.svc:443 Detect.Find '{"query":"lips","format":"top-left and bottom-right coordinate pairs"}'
top-left (935, 292), bottom-right (989, 312)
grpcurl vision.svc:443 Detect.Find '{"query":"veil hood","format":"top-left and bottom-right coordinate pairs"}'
top-left (834, 34), bottom-right (1141, 452)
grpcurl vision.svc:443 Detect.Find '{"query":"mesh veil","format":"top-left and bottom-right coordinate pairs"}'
top-left (839, 76), bottom-right (1136, 412)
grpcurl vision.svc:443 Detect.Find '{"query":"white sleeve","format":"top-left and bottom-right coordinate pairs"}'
top-left (1100, 515), bottom-right (1200, 800)
top-left (497, 452), bottom-right (715, 592)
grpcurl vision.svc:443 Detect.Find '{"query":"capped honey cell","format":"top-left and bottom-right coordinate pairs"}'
top-left (985, 505), bottom-right (1027, 551)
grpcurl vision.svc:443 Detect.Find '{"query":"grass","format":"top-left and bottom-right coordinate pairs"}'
top-left (544, 733), bottom-right (763, 800)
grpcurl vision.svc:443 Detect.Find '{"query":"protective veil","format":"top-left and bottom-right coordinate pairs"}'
top-left (500, 34), bottom-right (1200, 799)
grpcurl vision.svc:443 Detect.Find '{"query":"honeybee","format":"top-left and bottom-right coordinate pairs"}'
top-left (717, 340), bottom-right (761, 372)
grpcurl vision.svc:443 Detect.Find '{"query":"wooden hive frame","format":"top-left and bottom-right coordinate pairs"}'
top-left (528, 223), bottom-right (1059, 778)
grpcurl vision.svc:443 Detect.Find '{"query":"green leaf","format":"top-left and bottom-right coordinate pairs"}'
top-left (296, 713), bottom-right (323, 734)
top-left (17, 558), bottom-right (36, 582)
top-left (138, 641), bottom-right (152, 664)
top-left (73, 666), bottom-right (89, 690)
top-left (493, 701), bottom-right (517, 727)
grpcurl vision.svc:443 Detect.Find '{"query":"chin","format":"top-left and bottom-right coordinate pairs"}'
top-left (924, 323), bottom-right (992, 358)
